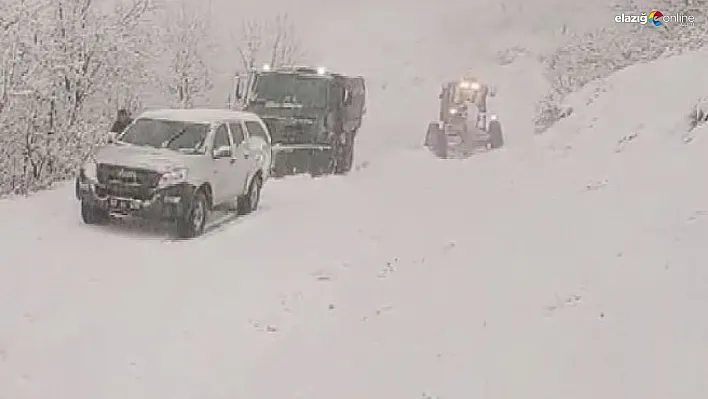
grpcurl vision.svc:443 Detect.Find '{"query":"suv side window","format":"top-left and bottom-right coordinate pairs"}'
top-left (229, 122), bottom-right (245, 146)
top-left (245, 121), bottom-right (269, 142)
top-left (213, 124), bottom-right (231, 155)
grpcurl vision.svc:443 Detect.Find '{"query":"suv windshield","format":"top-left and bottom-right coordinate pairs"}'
top-left (118, 118), bottom-right (209, 153)
top-left (252, 73), bottom-right (328, 108)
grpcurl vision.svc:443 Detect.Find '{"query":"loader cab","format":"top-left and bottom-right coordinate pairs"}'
top-left (439, 80), bottom-right (490, 123)
top-left (439, 82), bottom-right (457, 122)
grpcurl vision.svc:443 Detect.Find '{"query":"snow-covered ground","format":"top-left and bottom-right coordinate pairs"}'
top-left (2, 48), bottom-right (708, 397)
top-left (3, 0), bottom-right (708, 394)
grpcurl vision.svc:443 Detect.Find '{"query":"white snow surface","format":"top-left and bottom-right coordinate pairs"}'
top-left (3, 12), bottom-right (708, 399)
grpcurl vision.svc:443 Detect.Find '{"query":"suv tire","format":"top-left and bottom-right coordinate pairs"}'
top-left (238, 175), bottom-right (262, 215)
top-left (175, 189), bottom-right (208, 238)
top-left (81, 200), bottom-right (109, 224)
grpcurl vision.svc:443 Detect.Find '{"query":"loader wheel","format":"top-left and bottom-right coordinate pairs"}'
top-left (426, 123), bottom-right (447, 158)
top-left (424, 122), bottom-right (437, 146)
top-left (488, 120), bottom-right (504, 149)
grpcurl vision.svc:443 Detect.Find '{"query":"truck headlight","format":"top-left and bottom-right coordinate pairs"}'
top-left (158, 168), bottom-right (188, 188)
top-left (81, 160), bottom-right (98, 181)
top-left (448, 108), bottom-right (458, 115)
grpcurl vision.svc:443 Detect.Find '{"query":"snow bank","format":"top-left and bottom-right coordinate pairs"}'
top-left (543, 48), bottom-right (708, 157)
top-left (534, 0), bottom-right (708, 133)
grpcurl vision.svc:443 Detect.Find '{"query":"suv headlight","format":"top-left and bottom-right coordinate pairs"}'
top-left (81, 160), bottom-right (98, 181)
top-left (158, 168), bottom-right (188, 187)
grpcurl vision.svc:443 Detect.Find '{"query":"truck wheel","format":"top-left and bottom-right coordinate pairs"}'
top-left (488, 120), bottom-right (504, 149)
top-left (81, 200), bottom-right (108, 224)
top-left (335, 141), bottom-right (354, 174)
top-left (321, 141), bottom-right (338, 175)
top-left (175, 189), bottom-right (208, 238)
top-left (342, 142), bottom-right (354, 173)
top-left (427, 123), bottom-right (447, 158)
top-left (238, 175), bottom-right (262, 215)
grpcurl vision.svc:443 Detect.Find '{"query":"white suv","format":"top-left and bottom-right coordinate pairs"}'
top-left (76, 108), bottom-right (272, 238)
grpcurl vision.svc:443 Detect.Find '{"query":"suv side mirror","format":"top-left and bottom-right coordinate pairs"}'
top-left (107, 131), bottom-right (118, 143)
top-left (212, 145), bottom-right (232, 158)
top-left (489, 86), bottom-right (497, 97)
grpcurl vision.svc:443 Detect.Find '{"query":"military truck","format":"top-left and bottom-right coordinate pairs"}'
top-left (230, 65), bottom-right (365, 177)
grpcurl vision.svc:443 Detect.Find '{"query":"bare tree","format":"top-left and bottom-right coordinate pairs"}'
top-left (235, 13), bottom-right (305, 72)
top-left (156, 0), bottom-right (213, 108)
top-left (266, 13), bottom-right (304, 67)
top-left (234, 18), bottom-right (264, 71)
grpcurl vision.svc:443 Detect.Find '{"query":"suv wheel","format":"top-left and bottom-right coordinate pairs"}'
top-left (238, 175), bottom-right (262, 215)
top-left (81, 200), bottom-right (108, 224)
top-left (175, 189), bottom-right (208, 238)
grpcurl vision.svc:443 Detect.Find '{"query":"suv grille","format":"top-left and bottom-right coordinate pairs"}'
top-left (96, 164), bottom-right (161, 200)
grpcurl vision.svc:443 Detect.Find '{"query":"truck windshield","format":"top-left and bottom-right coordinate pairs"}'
top-left (252, 74), bottom-right (328, 108)
top-left (118, 118), bottom-right (208, 153)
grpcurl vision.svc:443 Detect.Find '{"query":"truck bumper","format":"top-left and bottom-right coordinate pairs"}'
top-left (271, 144), bottom-right (333, 177)
top-left (76, 178), bottom-right (195, 221)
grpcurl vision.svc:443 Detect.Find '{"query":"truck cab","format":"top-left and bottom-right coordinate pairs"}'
top-left (231, 65), bottom-right (365, 176)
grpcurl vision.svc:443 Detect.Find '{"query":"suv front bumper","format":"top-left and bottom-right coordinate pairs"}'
top-left (76, 178), bottom-right (194, 220)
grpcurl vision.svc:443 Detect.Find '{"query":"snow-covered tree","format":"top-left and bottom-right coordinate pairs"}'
top-left (0, 0), bottom-right (306, 195)
top-left (0, 0), bottom-right (153, 194)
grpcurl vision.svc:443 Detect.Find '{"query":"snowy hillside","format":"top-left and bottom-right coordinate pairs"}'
top-left (2, 33), bottom-right (708, 399)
